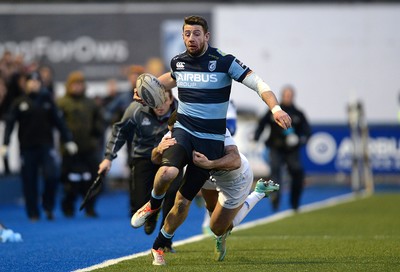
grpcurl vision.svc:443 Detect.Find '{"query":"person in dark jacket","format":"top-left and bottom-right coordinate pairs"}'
top-left (98, 89), bottom-right (181, 251)
top-left (254, 85), bottom-right (311, 211)
top-left (1, 72), bottom-right (78, 221)
top-left (57, 71), bottom-right (104, 218)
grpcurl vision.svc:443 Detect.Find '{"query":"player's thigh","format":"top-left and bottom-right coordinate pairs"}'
top-left (179, 163), bottom-right (209, 201)
top-left (161, 143), bottom-right (189, 169)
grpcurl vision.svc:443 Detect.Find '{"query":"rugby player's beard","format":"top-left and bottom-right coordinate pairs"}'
top-left (187, 42), bottom-right (208, 57)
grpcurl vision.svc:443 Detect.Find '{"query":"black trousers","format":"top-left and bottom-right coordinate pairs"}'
top-left (20, 146), bottom-right (60, 218)
top-left (130, 158), bottom-right (182, 227)
top-left (61, 152), bottom-right (99, 214)
top-left (269, 147), bottom-right (305, 210)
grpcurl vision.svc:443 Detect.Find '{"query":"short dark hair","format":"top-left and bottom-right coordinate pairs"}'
top-left (183, 15), bottom-right (208, 33)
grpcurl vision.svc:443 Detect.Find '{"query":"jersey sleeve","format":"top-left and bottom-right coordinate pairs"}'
top-left (228, 57), bottom-right (251, 82)
top-left (104, 103), bottom-right (139, 160)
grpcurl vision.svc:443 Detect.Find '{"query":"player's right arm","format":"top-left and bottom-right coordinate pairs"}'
top-left (241, 71), bottom-right (292, 129)
top-left (158, 72), bottom-right (177, 90)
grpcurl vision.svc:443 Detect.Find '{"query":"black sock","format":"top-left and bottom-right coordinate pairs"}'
top-left (153, 230), bottom-right (173, 250)
top-left (150, 196), bottom-right (164, 210)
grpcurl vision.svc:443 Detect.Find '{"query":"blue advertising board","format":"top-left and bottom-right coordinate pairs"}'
top-left (302, 124), bottom-right (400, 174)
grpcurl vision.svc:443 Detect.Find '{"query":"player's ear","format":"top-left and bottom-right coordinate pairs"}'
top-left (205, 32), bottom-right (210, 41)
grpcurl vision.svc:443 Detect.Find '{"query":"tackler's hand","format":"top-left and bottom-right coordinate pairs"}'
top-left (192, 150), bottom-right (213, 169)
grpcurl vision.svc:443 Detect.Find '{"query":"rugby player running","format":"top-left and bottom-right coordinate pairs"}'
top-left (131, 15), bottom-right (292, 265)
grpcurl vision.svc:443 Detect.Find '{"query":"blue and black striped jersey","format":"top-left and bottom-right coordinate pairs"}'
top-left (170, 46), bottom-right (250, 141)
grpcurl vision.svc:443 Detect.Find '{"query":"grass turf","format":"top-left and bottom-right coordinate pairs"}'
top-left (95, 193), bottom-right (400, 272)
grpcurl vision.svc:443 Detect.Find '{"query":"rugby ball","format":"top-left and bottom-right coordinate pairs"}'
top-left (136, 73), bottom-right (166, 108)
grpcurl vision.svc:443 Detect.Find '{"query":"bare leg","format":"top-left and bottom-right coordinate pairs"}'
top-left (162, 191), bottom-right (192, 234)
top-left (209, 202), bottom-right (243, 236)
top-left (202, 188), bottom-right (243, 236)
top-left (201, 189), bottom-right (218, 213)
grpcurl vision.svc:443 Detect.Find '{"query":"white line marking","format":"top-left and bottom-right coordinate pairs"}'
top-left (73, 192), bottom-right (363, 272)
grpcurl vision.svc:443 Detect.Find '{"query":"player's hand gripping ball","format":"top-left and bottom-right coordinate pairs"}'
top-left (136, 73), bottom-right (166, 108)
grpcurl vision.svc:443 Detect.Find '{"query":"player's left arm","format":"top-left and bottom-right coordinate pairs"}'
top-left (242, 71), bottom-right (292, 129)
top-left (192, 145), bottom-right (241, 171)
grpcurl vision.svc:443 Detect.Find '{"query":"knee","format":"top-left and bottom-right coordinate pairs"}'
top-left (159, 166), bottom-right (179, 183)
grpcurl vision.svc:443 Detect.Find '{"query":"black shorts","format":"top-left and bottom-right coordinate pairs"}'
top-left (161, 128), bottom-right (224, 201)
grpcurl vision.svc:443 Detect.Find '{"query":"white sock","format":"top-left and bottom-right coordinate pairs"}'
top-left (232, 191), bottom-right (264, 227)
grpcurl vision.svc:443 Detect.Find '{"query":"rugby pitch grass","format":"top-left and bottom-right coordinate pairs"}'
top-left (93, 193), bottom-right (400, 272)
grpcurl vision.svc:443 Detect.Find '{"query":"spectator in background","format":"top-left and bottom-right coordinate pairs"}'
top-left (0, 77), bottom-right (10, 175)
top-left (0, 78), bottom-right (7, 120)
top-left (254, 85), bottom-right (311, 211)
top-left (0, 52), bottom-right (28, 176)
top-left (104, 65), bottom-right (145, 125)
top-left (102, 78), bottom-right (122, 125)
top-left (98, 90), bottom-right (181, 250)
top-left (38, 65), bottom-right (55, 98)
top-left (1, 72), bottom-right (77, 221)
top-left (57, 71), bottom-right (104, 218)
top-left (0, 51), bottom-right (15, 83)
top-left (1, 52), bottom-right (26, 113)
top-left (145, 57), bottom-right (165, 77)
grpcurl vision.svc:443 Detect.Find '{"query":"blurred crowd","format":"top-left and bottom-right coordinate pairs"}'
top-left (0, 49), bottom-right (311, 223)
top-left (0, 50), bottom-right (166, 221)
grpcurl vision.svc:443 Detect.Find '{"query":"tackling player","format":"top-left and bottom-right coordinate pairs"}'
top-left (152, 113), bottom-right (279, 264)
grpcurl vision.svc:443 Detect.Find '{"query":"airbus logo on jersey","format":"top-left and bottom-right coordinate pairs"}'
top-left (176, 73), bottom-right (218, 88)
top-left (176, 62), bottom-right (185, 70)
